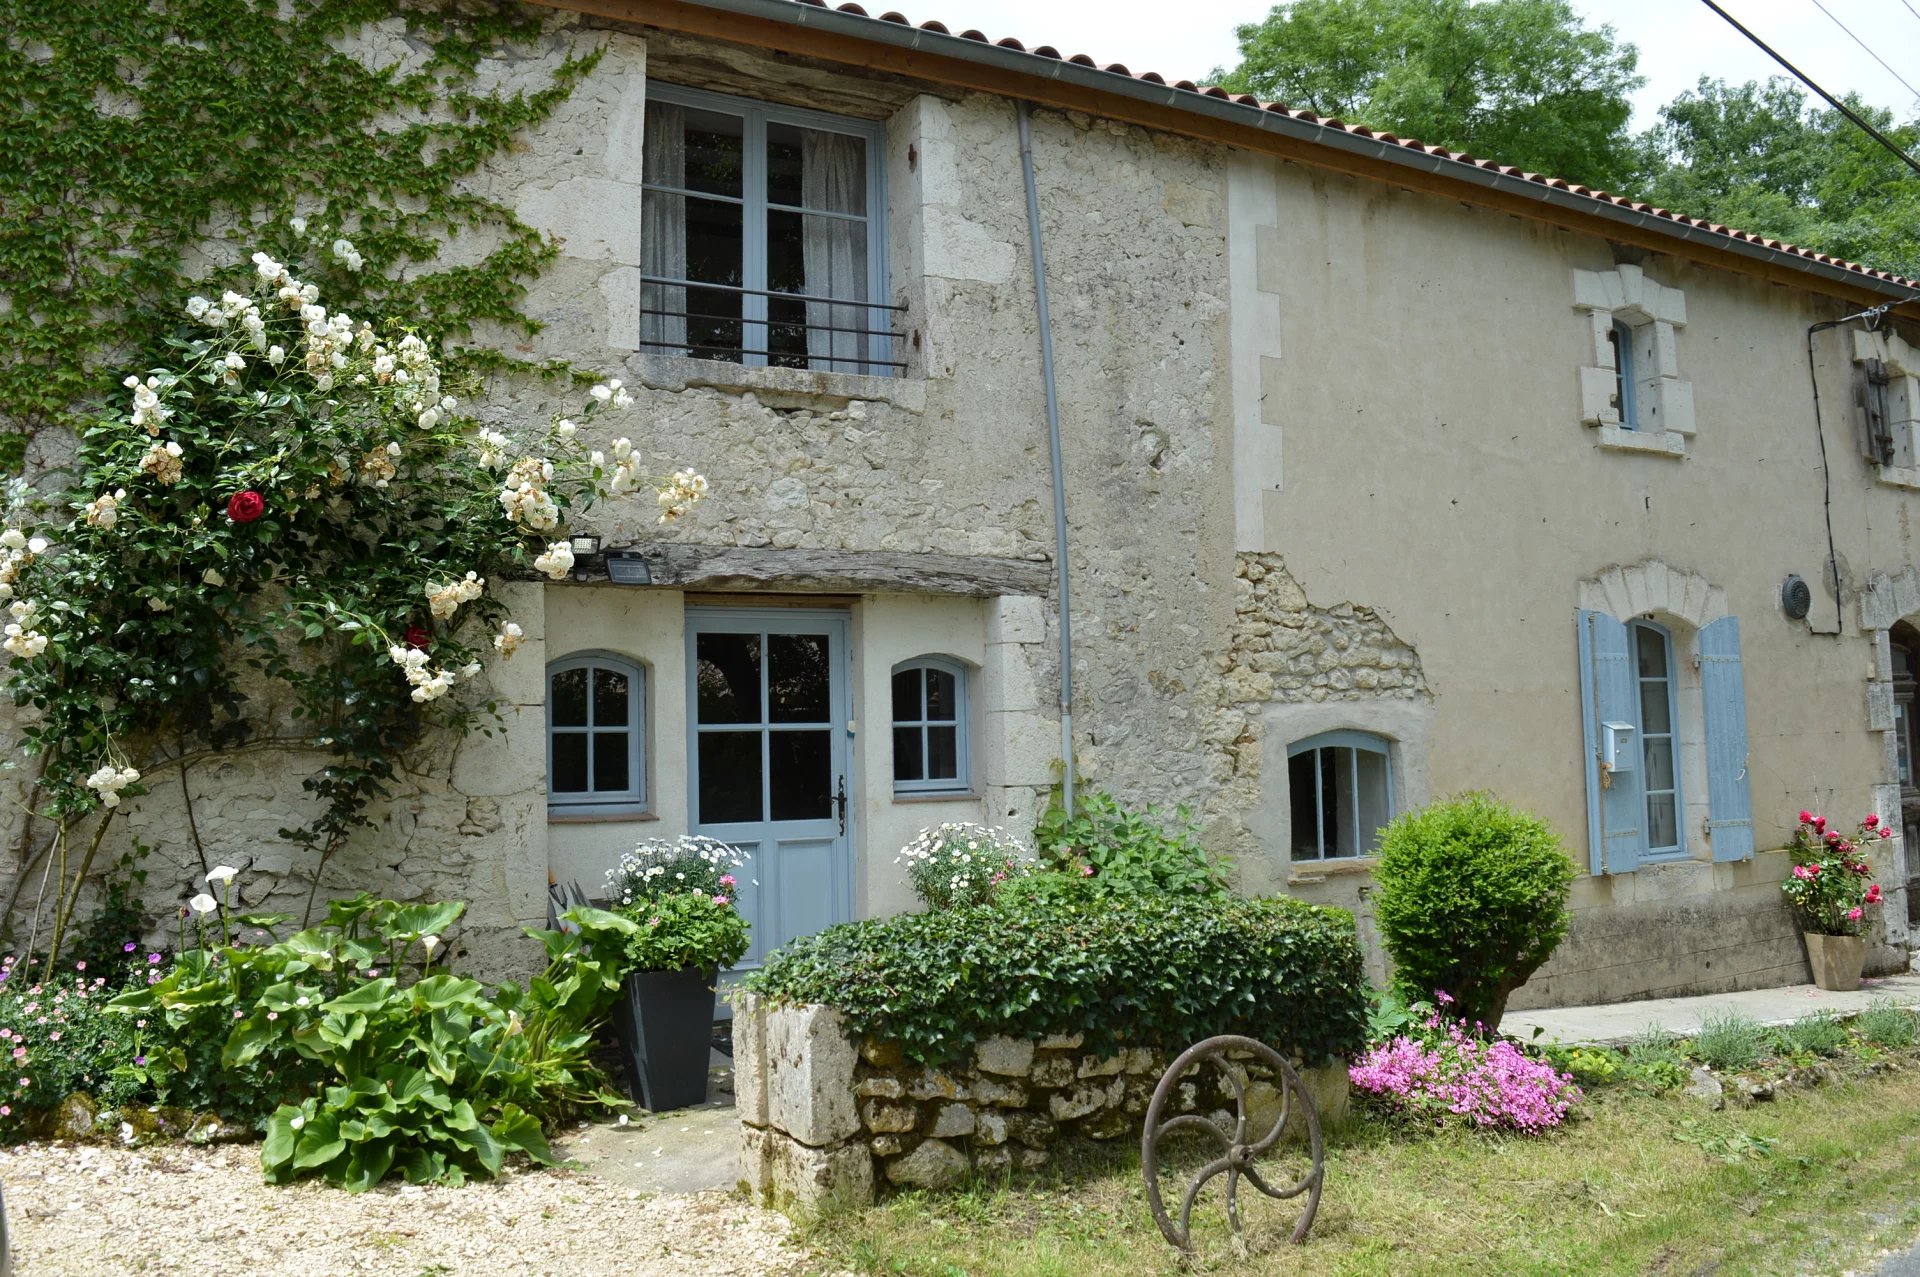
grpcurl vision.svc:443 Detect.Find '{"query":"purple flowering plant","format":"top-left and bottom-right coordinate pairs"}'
top-left (1350, 990), bottom-right (1582, 1133)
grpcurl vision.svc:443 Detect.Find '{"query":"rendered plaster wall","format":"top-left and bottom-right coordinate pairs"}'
top-left (1, 15), bottom-right (1239, 979)
top-left (1225, 150), bottom-right (1916, 1003)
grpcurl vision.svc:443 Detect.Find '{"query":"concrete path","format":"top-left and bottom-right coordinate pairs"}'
top-left (554, 1053), bottom-right (742, 1195)
top-left (1500, 971), bottom-right (1920, 1046)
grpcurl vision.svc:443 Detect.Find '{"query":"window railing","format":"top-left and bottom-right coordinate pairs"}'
top-left (639, 275), bottom-right (906, 376)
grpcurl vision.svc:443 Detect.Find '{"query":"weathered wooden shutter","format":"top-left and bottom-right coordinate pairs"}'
top-left (1578, 610), bottom-right (1644, 875)
top-left (1700, 615), bottom-right (1755, 861)
top-left (1858, 357), bottom-right (1896, 464)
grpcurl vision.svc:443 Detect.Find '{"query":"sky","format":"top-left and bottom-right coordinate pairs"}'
top-left (897, 0), bottom-right (1920, 130)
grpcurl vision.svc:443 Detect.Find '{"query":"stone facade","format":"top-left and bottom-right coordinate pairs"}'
top-left (733, 995), bottom-right (1349, 1209)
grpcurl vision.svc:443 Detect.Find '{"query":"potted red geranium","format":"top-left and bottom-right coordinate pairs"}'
top-left (1783, 810), bottom-right (1890, 990)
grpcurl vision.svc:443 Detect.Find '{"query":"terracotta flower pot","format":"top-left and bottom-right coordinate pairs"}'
top-left (1803, 931), bottom-right (1866, 992)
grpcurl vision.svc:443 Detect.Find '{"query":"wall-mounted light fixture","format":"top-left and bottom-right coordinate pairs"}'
top-left (567, 533), bottom-right (604, 582)
top-left (605, 547), bottom-right (653, 585)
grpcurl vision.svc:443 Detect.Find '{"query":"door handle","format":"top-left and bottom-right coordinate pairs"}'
top-left (834, 774), bottom-right (847, 835)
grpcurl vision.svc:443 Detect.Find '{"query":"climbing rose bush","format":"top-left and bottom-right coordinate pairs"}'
top-left (1784, 811), bottom-right (1889, 936)
top-left (1350, 998), bottom-right (1581, 1132)
top-left (0, 238), bottom-right (704, 954)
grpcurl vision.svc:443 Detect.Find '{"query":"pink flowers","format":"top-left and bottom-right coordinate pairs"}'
top-left (1867, 884), bottom-right (1885, 905)
top-left (1847, 907), bottom-right (1864, 921)
top-left (1800, 809), bottom-right (1815, 824)
top-left (1434, 989), bottom-right (1455, 1006)
top-left (1350, 1015), bottom-right (1581, 1132)
top-left (1864, 814), bottom-right (1880, 828)
top-left (711, 895), bottom-right (729, 906)
top-left (718, 874), bottom-right (736, 889)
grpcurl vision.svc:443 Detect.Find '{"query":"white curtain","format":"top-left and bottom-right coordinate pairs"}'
top-left (801, 130), bottom-right (866, 372)
top-left (641, 102), bottom-right (688, 356)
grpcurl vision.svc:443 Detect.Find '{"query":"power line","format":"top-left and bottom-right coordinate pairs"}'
top-left (1904, 0), bottom-right (1920, 28)
top-left (1696, 0), bottom-right (1920, 179)
top-left (1808, 0), bottom-right (1920, 106)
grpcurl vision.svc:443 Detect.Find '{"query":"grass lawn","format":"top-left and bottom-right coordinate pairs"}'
top-left (801, 1064), bottom-right (1920, 1277)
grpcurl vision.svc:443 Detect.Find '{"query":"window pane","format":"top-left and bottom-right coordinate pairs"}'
top-left (551, 733), bottom-right (588, 793)
top-left (893, 726), bottom-right (923, 782)
top-left (770, 730), bottom-right (831, 820)
top-left (1354, 748), bottom-right (1391, 856)
top-left (1639, 679), bottom-right (1672, 736)
top-left (1328, 747), bottom-right (1357, 858)
top-left (697, 633), bottom-right (762, 725)
top-left (768, 633), bottom-right (830, 723)
top-left (682, 283), bottom-right (742, 363)
top-left (698, 732), bottom-right (762, 824)
top-left (680, 106), bottom-right (743, 199)
top-left (550, 667), bottom-right (588, 727)
top-left (892, 669), bottom-right (921, 724)
top-left (685, 197), bottom-right (743, 287)
top-left (1899, 703), bottom-right (1913, 786)
top-left (926, 726), bottom-right (959, 781)
top-left (1289, 751), bottom-right (1319, 861)
top-left (593, 731), bottom-right (630, 793)
top-left (1647, 793), bottom-right (1679, 850)
top-left (768, 123), bottom-right (867, 215)
top-left (594, 667), bottom-right (629, 727)
top-left (925, 669), bottom-right (957, 722)
top-left (767, 287), bottom-right (809, 370)
top-left (1635, 627), bottom-right (1668, 679)
top-left (1644, 738), bottom-right (1675, 792)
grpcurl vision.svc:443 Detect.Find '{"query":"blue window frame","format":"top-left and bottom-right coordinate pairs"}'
top-left (547, 652), bottom-right (646, 812)
top-left (1631, 621), bottom-right (1683, 857)
top-left (1608, 319), bottom-right (1639, 427)
top-left (1287, 730), bottom-right (1394, 861)
top-left (892, 657), bottom-right (969, 795)
top-left (640, 82), bottom-right (893, 376)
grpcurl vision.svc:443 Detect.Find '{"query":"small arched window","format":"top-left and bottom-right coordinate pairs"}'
top-left (892, 657), bottom-right (969, 795)
top-left (1288, 730), bottom-right (1394, 861)
top-left (547, 652), bottom-right (646, 811)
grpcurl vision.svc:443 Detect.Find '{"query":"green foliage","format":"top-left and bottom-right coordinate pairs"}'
top-left (1671, 1117), bottom-right (1777, 1164)
top-left (1214, 0), bottom-right (1644, 191)
top-left (1638, 78), bottom-right (1920, 280)
top-left (1032, 792), bottom-right (1229, 899)
top-left (746, 884), bottom-right (1368, 1068)
top-left (0, 957), bottom-right (148, 1137)
top-left (1857, 998), bottom-right (1918, 1048)
top-left (896, 822), bottom-right (1033, 910)
top-left (110, 893), bottom-right (633, 1190)
top-left (1689, 1009), bottom-right (1767, 1073)
top-left (0, 0), bottom-right (599, 451)
top-left (1783, 1011), bottom-right (1849, 1058)
top-left (603, 837), bottom-right (752, 971)
top-left (1371, 793), bottom-right (1575, 1028)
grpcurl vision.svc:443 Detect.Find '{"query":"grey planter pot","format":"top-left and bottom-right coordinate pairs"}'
top-left (1803, 931), bottom-right (1866, 991)
top-left (613, 967), bottom-right (717, 1112)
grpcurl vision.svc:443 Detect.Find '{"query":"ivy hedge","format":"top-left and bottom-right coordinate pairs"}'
top-left (745, 887), bottom-right (1369, 1068)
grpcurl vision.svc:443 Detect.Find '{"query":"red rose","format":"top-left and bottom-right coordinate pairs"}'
top-left (404, 626), bottom-right (430, 651)
top-left (1864, 814), bottom-right (1880, 828)
top-left (1812, 815), bottom-right (1827, 830)
top-left (1882, 828), bottom-right (1894, 839)
top-left (1799, 810), bottom-right (1814, 824)
top-left (226, 491), bottom-right (266, 523)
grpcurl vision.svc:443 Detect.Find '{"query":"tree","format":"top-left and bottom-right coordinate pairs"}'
top-left (1638, 77), bottom-right (1920, 279)
top-left (1215, 0), bottom-right (1645, 192)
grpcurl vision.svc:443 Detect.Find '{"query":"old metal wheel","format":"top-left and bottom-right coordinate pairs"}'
top-left (1140, 1034), bottom-right (1325, 1252)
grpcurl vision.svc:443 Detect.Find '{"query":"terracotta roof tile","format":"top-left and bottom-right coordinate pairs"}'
top-left (750, 0), bottom-right (1918, 292)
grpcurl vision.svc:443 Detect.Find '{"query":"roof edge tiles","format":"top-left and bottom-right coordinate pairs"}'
top-left (539, 0), bottom-right (1920, 306)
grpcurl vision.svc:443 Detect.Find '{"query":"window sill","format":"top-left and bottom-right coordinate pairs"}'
top-left (548, 808), bottom-right (659, 825)
top-left (1593, 424), bottom-right (1688, 457)
top-left (1876, 463), bottom-right (1920, 490)
top-left (892, 790), bottom-right (980, 804)
top-left (1288, 857), bottom-right (1378, 886)
top-left (634, 354), bottom-right (927, 412)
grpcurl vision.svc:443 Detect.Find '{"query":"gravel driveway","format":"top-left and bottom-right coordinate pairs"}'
top-left (0, 1141), bottom-right (822, 1276)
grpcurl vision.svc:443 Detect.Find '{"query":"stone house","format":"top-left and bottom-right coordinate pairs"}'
top-left (20, 0), bottom-right (1920, 1008)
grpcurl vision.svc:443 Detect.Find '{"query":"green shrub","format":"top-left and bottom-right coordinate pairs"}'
top-left (1856, 998), bottom-right (1919, 1048)
top-left (897, 823), bottom-right (1034, 910)
top-left (1033, 792), bottom-right (1229, 898)
top-left (1690, 1010), bottom-right (1768, 1072)
top-left (1371, 794), bottom-right (1575, 1028)
top-left (746, 886), bottom-right (1368, 1067)
top-left (1783, 1011), bottom-right (1849, 1057)
top-left (0, 954), bottom-right (147, 1138)
top-left (112, 892), bottom-right (634, 1190)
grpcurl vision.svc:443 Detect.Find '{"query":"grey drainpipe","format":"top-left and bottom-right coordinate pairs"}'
top-left (1017, 101), bottom-right (1075, 819)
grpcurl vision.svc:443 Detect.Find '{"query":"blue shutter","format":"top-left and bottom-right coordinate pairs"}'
top-left (1700, 616), bottom-right (1754, 861)
top-left (1578, 610), bottom-right (1644, 874)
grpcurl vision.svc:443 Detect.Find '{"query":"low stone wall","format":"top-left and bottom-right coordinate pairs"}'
top-left (733, 994), bottom-right (1349, 1209)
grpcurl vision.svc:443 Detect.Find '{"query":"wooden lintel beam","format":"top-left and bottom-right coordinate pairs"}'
top-left (623, 544), bottom-right (1053, 597)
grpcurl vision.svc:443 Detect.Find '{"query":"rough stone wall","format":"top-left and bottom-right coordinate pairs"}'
top-left (733, 995), bottom-right (1348, 1209)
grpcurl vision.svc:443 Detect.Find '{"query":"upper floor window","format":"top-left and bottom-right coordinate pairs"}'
top-left (1288, 730), bottom-right (1394, 861)
top-left (1608, 319), bottom-right (1639, 427)
top-left (547, 653), bottom-right (646, 812)
top-left (1573, 263), bottom-right (1694, 456)
top-left (641, 84), bottom-right (896, 377)
top-left (892, 657), bottom-right (969, 795)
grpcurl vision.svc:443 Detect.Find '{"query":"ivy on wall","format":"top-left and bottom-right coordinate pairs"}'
top-left (0, 0), bottom-right (602, 470)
